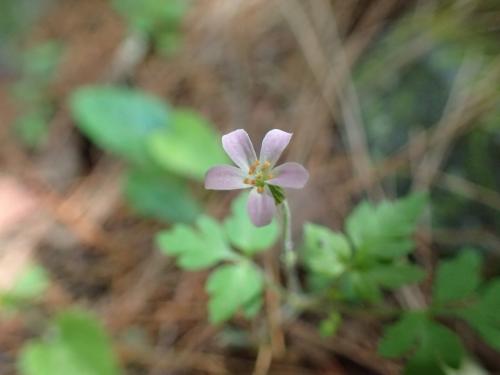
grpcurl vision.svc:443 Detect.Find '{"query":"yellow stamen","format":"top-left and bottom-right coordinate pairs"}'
top-left (248, 160), bottom-right (260, 175)
top-left (261, 160), bottom-right (271, 170)
top-left (244, 178), bottom-right (255, 185)
top-left (257, 186), bottom-right (264, 194)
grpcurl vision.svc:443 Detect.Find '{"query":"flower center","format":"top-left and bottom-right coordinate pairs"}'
top-left (243, 160), bottom-right (273, 193)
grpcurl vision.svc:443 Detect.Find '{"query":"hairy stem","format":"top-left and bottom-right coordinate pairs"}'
top-left (282, 200), bottom-right (301, 295)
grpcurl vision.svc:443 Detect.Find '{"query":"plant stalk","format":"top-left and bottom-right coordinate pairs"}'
top-left (282, 200), bottom-right (301, 295)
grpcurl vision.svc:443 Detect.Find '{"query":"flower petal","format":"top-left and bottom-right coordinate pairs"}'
top-left (222, 129), bottom-right (257, 171)
top-left (247, 187), bottom-right (276, 227)
top-left (205, 165), bottom-right (248, 190)
top-left (259, 129), bottom-right (292, 167)
top-left (268, 162), bottom-right (309, 188)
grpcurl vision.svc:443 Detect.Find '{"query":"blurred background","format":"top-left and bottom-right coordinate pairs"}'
top-left (0, 0), bottom-right (499, 374)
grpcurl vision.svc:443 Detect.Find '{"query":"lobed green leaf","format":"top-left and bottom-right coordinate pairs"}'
top-left (156, 215), bottom-right (235, 270)
top-left (432, 249), bottom-right (482, 305)
top-left (206, 262), bottom-right (263, 324)
top-left (346, 193), bottom-right (427, 259)
top-left (302, 223), bottom-right (351, 278)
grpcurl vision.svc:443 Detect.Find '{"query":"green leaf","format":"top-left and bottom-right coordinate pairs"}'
top-left (302, 223), bottom-right (351, 278)
top-left (344, 271), bottom-right (383, 302)
top-left (70, 86), bottom-right (170, 165)
top-left (125, 169), bottom-right (199, 223)
top-left (425, 322), bottom-right (464, 369)
top-left (206, 262), bottom-right (263, 324)
top-left (346, 193), bottom-right (427, 259)
top-left (456, 279), bottom-right (500, 351)
top-left (224, 192), bottom-right (279, 256)
top-left (319, 311), bottom-right (342, 338)
top-left (18, 310), bottom-right (120, 375)
top-left (156, 215), bottom-right (236, 270)
top-left (365, 263), bottom-right (426, 289)
top-left (379, 313), bottom-right (464, 374)
top-left (113, 0), bottom-right (187, 34)
top-left (378, 312), bottom-right (426, 358)
top-left (148, 109), bottom-right (229, 180)
top-left (19, 342), bottom-right (84, 375)
top-left (432, 250), bottom-right (482, 305)
top-left (405, 322), bottom-right (464, 374)
top-left (242, 296), bottom-right (263, 319)
top-left (1, 265), bottom-right (49, 309)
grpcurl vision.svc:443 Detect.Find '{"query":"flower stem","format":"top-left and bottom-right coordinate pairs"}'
top-left (281, 200), bottom-right (301, 295)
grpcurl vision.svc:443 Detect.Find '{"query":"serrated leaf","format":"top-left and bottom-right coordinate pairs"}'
top-left (224, 192), bottom-right (279, 256)
top-left (156, 215), bottom-right (235, 270)
top-left (346, 193), bottom-right (427, 259)
top-left (345, 271), bottom-right (383, 302)
top-left (302, 223), bottom-right (351, 278)
top-left (456, 279), bottom-right (500, 351)
top-left (206, 262), bottom-right (263, 323)
top-left (125, 168), bottom-right (199, 223)
top-left (365, 263), bottom-right (425, 289)
top-left (70, 86), bottom-right (170, 165)
top-left (380, 313), bottom-right (464, 374)
top-left (426, 322), bottom-right (464, 369)
top-left (18, 310), bottom-right (120, 375)
top-left (433, 250), bottom-right (482, 305)
top-left (148, 109), bottom-right (229, 180)
top-left (379, 312), bottom-right (426, 358)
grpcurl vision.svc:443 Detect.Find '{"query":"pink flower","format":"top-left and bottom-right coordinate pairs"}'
top-left (205, 129), bottom-right (309, 227)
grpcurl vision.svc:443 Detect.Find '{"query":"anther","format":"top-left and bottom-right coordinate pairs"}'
top-left (248, 160), bottom-right (260, 175)
top-left (257, 186), bottom-right (264, 193)
top-left (244, 178), bottom-right (255, 185)
top-left (262, 161), bottom-right (271, 170)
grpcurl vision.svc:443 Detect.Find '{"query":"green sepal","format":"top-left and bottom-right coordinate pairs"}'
top-left (268, 184), bottom-right (285, 205)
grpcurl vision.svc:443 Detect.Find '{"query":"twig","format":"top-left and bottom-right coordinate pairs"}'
top-left (279, 0), bottom-right (383, 198)
top-left (438, 172), bottom-right (500, 212)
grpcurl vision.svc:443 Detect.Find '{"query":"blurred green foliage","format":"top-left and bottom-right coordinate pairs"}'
top-left (125, 169), bottom-right (199, 223)
top-left (0, 265), bottom-right (49, 311)
top-left (379, 249), bottom-right (500, 373)
top-left (112, 0), bottom-right (188, 55)
top-left (354, 3), bottom-right (500, 235)
top-left (149, 109), bottom-right (229, 181)
top-left (70, 86), bottom-right (229, 223)
top-left (71, 86), bottom-right (170, 166)
top-left (13, 41), bottom-right (63, 148)
top-left (19, 310), bottom-right (121, 375)
top-left (303, 193), bottom-right (427, 302)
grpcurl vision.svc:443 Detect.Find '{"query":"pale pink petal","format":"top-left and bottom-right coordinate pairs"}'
top-left (259, 129), bottom-right (292, 167)
top-left (222, 129), bottom-right (257, 170)
top-left (247, 187), bottom-right (276, 227)
top-left (268, 162), bottom-right (309, 188)
top-left (205, 165), bottom-right (248, 190)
